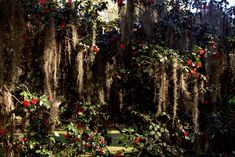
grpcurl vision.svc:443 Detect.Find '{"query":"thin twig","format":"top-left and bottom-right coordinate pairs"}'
top-left (20, 84), bottom-right (30, 94)
top-left (3, 85), bottom-right (21, 104)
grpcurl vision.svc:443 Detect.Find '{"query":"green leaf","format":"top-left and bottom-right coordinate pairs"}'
top-left (49, 137), bottom-right (56, 143)
top-left (156, 131), bottom-right (161, 137)
top-left (54, 131), bottom-right (59, 137)
top-left (150, 131), bottom-right (155, 135)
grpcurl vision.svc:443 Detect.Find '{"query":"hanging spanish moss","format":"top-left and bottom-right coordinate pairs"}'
top-left (66, 35), bottom-right (72, 65)
top-left (229, 52), bottom-right (235, 79)
top-left (0, 87), bottom-right (15, 157)
top-left (172, 58), bottom-right (178, 124)
top-left (92, 24), bottom-right (96, 47)
top-left (99, 88), bottom-right (105, 104)
top-left (72, 25), bottom-right (78, 49)
top-left (76, 47), bottom-right (84, 95)
top-left (192, 80), bottom-right (199, 133)
top-left (105, 63), bottom-right (113, 101)
top-left (53, 42), bottom-right (61, 98)
top-left (121, 0), bottom-right (135, 41)
top-left (153, 64), bottom-right (159, 108)
top-left (179, 72), bottom-right (190, 97)
top-left (50, 98), bottom-right (62, 130)
top-left (84, 48), bottom-right (93, 103)
top-left (119, 89), bottom-right (124, 112)
top-left (157, 64), bottom-right (168, 115)
top-left (0, 88), bottom-right (15, 129)
top-left (43, 22), bottom-right (57, 99)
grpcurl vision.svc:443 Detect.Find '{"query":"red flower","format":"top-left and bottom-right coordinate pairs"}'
top-left (41, 0), bottom-right (46, 4)
top-left (100, 137), bottom-right (105, 144)
top-left (135, 137), bottom-right (141, 143)
top-left (186, 59), bottom-right (191, 66)
top-left (31, 98), bottom-right (38, 105)
top-left (195, 62), bottom-right (202, 68)
top-left (183, 131), bottom-right (189, 137)
top-left (119, 43), bottom-right (125, 49)
top-left (199, 50), bottom-right (205, 55)
top-left (22, 137), bottom-right (27, 142)
top-left (23, 100), bottom-right (29, 107)
top-left (92, 46), bottom-right (100, 54)
top-left (191, 69), bottom-right (196, 74)
top-left (117, 0), bottom-right (124, 7)
top-left (84, 143), bottom-right (89, 148)
top-left (48, 96), bottom-right (52, 101)
top-left (60, 21), bottom-right (65, 29)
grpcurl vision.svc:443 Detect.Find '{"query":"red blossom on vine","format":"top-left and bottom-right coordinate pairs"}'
top-left (31, 98), bottom-right (38, 105)
top-left (186, 59), bottom-right (191, 66)
top-left (23, 100), bottom-right (29, 107)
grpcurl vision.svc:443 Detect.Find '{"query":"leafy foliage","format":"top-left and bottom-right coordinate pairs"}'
top-left (120, 112), bottom-right (194, 156)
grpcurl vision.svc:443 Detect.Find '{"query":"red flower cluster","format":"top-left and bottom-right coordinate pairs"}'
top-left (185, 57), bottom-right (204, 77)
top-left (23, 98), bottom-right (38, 107)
